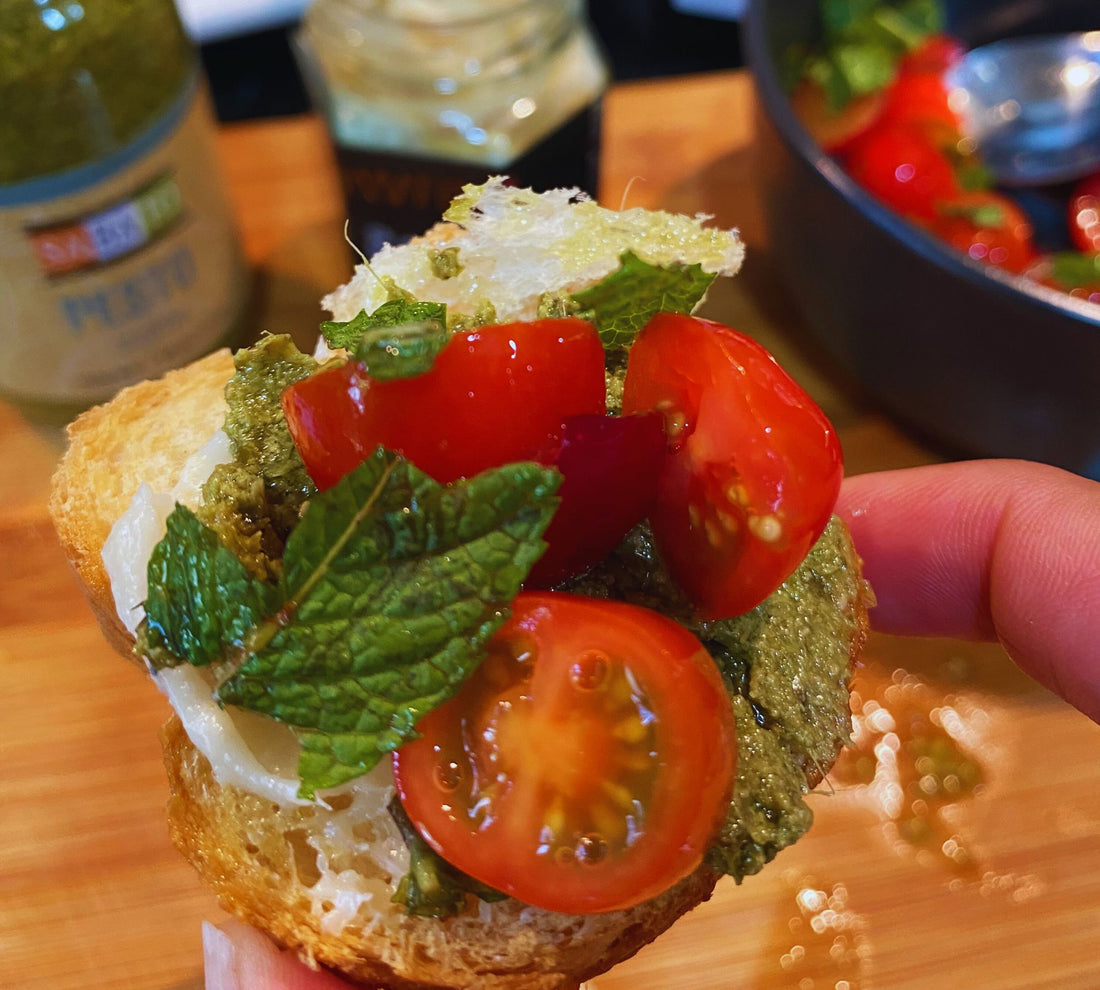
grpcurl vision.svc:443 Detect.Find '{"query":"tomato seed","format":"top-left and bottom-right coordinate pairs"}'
top-left (748, 513), bottom-right (783, 543)
top-left (554, 845), bottom-right (576, 866)
top-left (570, 650), bottom-right (610, 691)
top-left (545, 796), bottom-right (567, 837)
top-left (725, 481), bottom-right (748, 506)
top-left (704, 516), bottom-right (725, 549)
top-left (601, 778), bottom-right (636, 812)
top-left (716, 509), bottom-right (740, 534)
top-left (665, 411), bottom-right (689, 439)
top-left (575, 833), bottom-right (608, 865)
top-left (433, 760), bottom-right (464, 792)
top-left (592, 802), bottom-right (629, 847)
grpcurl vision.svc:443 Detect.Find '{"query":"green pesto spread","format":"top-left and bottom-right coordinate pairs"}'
top-left (428, 247), bottom-right (464, 280)
top-left (197, 335), bottom-right (317, 580)
top-left (0, 0), bottom-right (193, 185)
top-left (568, 517), bottom-right (864, 881)
top-left (447, 299), bottom-right (498, 332)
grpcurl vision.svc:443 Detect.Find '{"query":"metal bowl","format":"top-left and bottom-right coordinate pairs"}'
top-left (744, 0), bottom-right (1100, 479)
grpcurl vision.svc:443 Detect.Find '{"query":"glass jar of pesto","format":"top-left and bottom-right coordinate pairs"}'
top-left (296, 0), bottom-right (609, 254)
top-left (0, 0), bottom-right (247, 420)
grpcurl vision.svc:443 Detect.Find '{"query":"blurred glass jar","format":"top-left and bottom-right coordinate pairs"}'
top-left (297, 0), bottom-right (609, 253)
top-left (0, 0), bottom-right (247, 421)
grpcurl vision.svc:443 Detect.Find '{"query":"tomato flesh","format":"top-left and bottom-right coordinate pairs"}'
top-left (789, 80), bottom-right (887, 154)
top-left (842, 123), bottom-right (961, 222)
top-left (526, 411), bottom-right (666, 588)
top-left (392, 592), bottom-right (736, 915)
top-left (282, 318), bottom-right (606, 490)
top-left (877, 72), bottom-right (962, 138)
top-left (930, 191), bottom-right (1037, 273)
top-left (898, 33), bottom-right (965, 77)
top-left (622, 314), bottom-right (843, 619)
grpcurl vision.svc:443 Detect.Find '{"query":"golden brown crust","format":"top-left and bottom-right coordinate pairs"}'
top-left (48, 349), bottom-right (235, 663)
top-left (161, 716), bottom-right (720, 989)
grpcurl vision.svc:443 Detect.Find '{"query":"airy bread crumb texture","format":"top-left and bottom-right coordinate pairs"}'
top-left (323, 178), bottom-right (745, 325)
top-left (162, 716), bottom-right (719, 990)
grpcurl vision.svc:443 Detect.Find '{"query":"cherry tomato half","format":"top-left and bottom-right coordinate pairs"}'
top-left (877, 72), bottom-right (962, 138)
top-left (282, 318), bottom-right (606, 490)
top-left (843, 122), bottom-right (961, 222)
top-left (897, 33), bottom-right (965, 77)
top-left (622, 314), bottom-right (843, 620)
top-left (393, 592), bottom-right (736, 915)
top-left (930, 191), bottom-right (1037, 273)
top-left (527, 411), bottom-right (666, 588)
top-left (789, 80), bottom-right (888, 154)
top-left (1068, 171), bottom-right (1100, 255)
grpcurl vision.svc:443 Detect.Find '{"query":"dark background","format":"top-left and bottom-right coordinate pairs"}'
top-left (199, 1), bottom-right (746, 122)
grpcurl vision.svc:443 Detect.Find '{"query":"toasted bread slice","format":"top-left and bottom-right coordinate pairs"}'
top-left (50, 348), bottom-right (868, 987)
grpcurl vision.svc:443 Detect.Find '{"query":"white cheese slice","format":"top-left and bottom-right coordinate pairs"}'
top-left (102, 429), bottom-right (233, 635)
top-left (101, 420), bottom-right (412, 930)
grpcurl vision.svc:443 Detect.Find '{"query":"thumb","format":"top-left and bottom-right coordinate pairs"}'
top-left (203, 919), bottom-right (355, 990)
top-left (836, 459), bottom-right (1100, 722)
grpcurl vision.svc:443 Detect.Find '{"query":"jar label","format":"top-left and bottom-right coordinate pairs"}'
top-left (337, 100), bottom-right (602, 256)
top-left (0, 77), bottom-right (246, 407)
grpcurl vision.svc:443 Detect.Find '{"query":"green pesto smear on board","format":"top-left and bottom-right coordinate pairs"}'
top-left (0, 0), bottom-right (192, 184)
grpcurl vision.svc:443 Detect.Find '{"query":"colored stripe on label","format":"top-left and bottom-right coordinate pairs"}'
top-left (27, 172), bottom-right (184, 277)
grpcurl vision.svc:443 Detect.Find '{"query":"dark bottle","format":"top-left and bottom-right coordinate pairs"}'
top-left (296, 0), bottom-right (609, 255)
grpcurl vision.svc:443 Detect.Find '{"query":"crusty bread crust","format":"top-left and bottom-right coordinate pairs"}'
top-left (49, 349), bottom-right (235, 661)
top-left (162, 716), bottom-right (720, 990)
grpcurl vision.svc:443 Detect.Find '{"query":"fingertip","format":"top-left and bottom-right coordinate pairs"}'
top-left (202, 920), bottom-right (238, 990)
top-left (203, 919), bottom-right (353, 990)
top-left (837, 460), bottom-right (1100, 722)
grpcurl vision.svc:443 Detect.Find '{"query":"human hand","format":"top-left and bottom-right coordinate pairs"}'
top-left (836, 459), bottom-right (1100, 722)
top-left (203, 919), bottom-right (355, 990)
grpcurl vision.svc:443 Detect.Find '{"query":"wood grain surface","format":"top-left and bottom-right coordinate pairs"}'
top-left (3, 70), bottom-right (1098, 990)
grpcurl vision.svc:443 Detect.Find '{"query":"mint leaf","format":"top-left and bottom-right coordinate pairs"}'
top-left (1049, 251), bottom-right (1100, 290)
top-left (791, 0), bottom-right (942, 104)
top-left (321, 299), bottom-right (447, 355)
top-left (570, 251), bottom-right (715, 350)
top-left (141, 505), bottom-right (278, 668)
top-left (938, 200), bottom-right (1007, 228)
top-left (832, 41), bottom-right (897, 96)
top-left (354, 318), bottom-right (450, 382)
top-left (215, 448), bottom-right (560, 797)
top-left (957, 159), bottom-right (995, 192)
top-left (822, 0), bottom-right (879, 33)
top-left (804, 52), bottom-right (854, 108)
